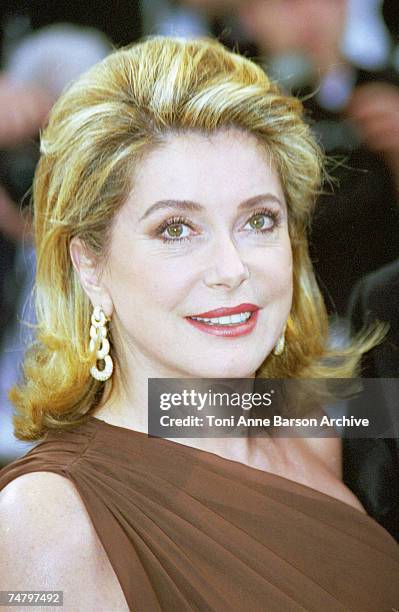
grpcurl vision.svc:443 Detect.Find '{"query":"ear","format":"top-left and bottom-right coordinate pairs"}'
top-left (69, 237), bottom-right (113, 318)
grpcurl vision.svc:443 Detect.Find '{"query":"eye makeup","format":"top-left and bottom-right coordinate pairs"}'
top-left (152, 206), bottom-right (283, 245)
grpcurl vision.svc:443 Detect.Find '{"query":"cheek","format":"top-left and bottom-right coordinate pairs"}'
top-left (253, 242), bottom-right (293, 298)
top-left (268, 266), bottom-right (293, 303)
top-left (116, 253), bottom-right (194, 313)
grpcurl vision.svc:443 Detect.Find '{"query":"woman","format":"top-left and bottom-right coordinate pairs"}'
top-left (0, 37), bottom-right (398, 611)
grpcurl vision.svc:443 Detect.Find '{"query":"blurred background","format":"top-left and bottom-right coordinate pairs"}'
top-left (0, 0), bottom-right (398, 466)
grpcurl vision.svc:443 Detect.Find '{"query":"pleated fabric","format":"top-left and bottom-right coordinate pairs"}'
top-left (1, 414), bottom-right (399, 611)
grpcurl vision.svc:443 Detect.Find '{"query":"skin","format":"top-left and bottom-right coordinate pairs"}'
top-left (0, 76), bottom-right (51, 243)
top-left (237, 0), bottom-right (347, 73)
top-left (0, 75), bottom-right (52, 148)
top-left (181, 0), bottom-right (242, 15)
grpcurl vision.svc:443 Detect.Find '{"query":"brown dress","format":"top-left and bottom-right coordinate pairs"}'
top-left (1, 414), bottom-right (399, 611)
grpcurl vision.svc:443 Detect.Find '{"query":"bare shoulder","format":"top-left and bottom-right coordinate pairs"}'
top-left (0, 472), bottom-right (128, 611)
top-left (0, 471), bottom-right (91, 520)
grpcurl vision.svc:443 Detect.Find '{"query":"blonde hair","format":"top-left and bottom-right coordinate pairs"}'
top-left (11, 36), bottom-right (377, 440)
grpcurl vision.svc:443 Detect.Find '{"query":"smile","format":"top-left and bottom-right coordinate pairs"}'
top-left (185, 303), bottom-right (260, 337)
top-left (190, 311), bottom-right (252, 325)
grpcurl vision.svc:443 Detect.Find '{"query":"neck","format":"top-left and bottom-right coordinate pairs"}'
top-left (93, 351), bottom-right (264, 462)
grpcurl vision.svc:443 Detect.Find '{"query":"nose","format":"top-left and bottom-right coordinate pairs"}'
top-left (203, 234), bottom-right (250, 291)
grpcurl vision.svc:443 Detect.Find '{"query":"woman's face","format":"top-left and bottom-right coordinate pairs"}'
top-left (100, 129), bottom-right (293, 378)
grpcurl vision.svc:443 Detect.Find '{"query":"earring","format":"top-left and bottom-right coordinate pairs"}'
top-left (89, 305), bottom-right (113, 381)
top-left (273, 324), bottom-right (286, 356)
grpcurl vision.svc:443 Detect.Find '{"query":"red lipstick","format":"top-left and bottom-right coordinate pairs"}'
top-left (189, 303), bottom-right (259, 318)
top-left (185, 303), bottom-right (260, 338)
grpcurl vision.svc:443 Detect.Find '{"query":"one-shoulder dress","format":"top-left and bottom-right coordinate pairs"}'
top-left (0, 415), bottom-right (398, 611)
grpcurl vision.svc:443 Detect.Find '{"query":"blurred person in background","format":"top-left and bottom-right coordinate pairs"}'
top-left (0, 24), bottom-right (111, 465)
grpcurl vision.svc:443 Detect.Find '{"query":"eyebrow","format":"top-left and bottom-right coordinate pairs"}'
top-left (139, 193), bottom-right (284, 222)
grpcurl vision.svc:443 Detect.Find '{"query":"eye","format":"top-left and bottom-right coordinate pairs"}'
top-left (156, 216), bottom-right (196, 243)
top-left (164, 223), bottom-right (190, 239)
top-left (243, 209), bottom-right (279, 233)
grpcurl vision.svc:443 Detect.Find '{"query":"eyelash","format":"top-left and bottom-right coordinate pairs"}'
top-left (156, 207), bottom-right (282, 244)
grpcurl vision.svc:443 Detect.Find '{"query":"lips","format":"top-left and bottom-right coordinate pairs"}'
top-left (188, 303), bottom-right (259, 318)
top-left (185, 303), bottom-right (260, 338)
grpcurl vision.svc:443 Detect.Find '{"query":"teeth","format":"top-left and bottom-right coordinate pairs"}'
top-left (191, 311), bottom-right (252, 325)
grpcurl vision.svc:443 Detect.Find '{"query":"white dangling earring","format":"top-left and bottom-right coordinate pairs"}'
top-left (89, 305), bottom-right (113, 381)
top-left (273, 323), bottom-right (287, 356)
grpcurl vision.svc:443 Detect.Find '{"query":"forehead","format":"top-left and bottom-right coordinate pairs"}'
top-left (126, 129), bottom-right (285, 217)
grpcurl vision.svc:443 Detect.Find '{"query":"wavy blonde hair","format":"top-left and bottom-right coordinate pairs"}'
top-left (11, 36), bottom-right (377, 440)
